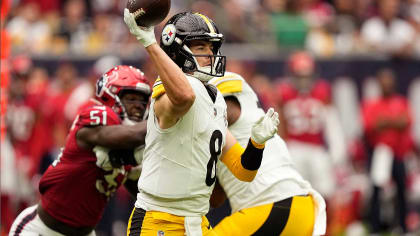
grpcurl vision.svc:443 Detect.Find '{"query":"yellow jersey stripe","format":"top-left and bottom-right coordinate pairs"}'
top-left (152, 77), bottom-right (166, 98)
top-left (209, 74), bottom-right (239, 85)
top-left (216, 79), bottom-right (242, 95)
top-left (195, 13), bottom-right (215, 34)
top-left (152, 84), bottom-right (165, 98)
top-left (153, 77), bottom-right (161, 87)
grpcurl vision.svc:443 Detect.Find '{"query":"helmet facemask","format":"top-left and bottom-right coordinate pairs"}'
top-left (179, 34), bottom-right (226, 82)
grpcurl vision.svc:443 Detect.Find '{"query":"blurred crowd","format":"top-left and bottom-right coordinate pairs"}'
top-left (2, 53), bottom-right (420, 236)
top-left (4, 0), bottom-right (420, 58)
top-left (2, 0), bottom-right (420, 236)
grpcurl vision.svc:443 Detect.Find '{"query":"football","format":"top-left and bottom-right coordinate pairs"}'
top-left (126, 0), bottom-right (171, 27)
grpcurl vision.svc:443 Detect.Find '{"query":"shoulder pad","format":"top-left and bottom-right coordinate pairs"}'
top-left (152, 77), bottom-right (165, 99)
top-left (208, 72), bottom-right (243, 95)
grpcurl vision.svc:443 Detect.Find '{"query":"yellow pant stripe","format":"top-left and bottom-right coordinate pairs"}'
top-left (127, 208), bottom-right (136, 236)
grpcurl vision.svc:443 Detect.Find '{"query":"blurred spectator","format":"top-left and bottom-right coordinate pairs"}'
top-left (270, 0), bottom-right (309, 49)
top-left (1, 2), bottom-right (13, 232)
top-left (4, 56), bottom-right (52, 233)
top-left (261, 0), bottom-right (286, 14)
top-left (6, 2), bottom-right (52, 53)
top-left (1, 0), bottom-right (11, 141)
top-left (214, 0), bottom-right (251, 43)
top-left (191, 0), bottom-right (216, 19)
top-left (361, 68), bottom-right (414, 234)
top-left (303, 0), bottom-right (335, 57)
top-left (5, 0), bottom-right (420, 58)
top-left (44, 62), bottom-right (79, 150)
top-left (247, 4), bottom-right (277, 45)
top-left (21, 0), bottom-right (61, 14)
top-left (328, 0), bottom-right (360, 55)
top-left (360, 0), bottom-right (416, 58)
top-left (7, 55), bottom-right (52, 178)
top-left (53, 0), bottom-right (90, 54)
top-left (84, 13), bottom-right (110, 54)
top-left (405, 0), bottom-right (420, 56)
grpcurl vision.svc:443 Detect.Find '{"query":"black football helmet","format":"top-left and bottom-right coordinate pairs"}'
top-left (160, 12), bottom-right (226, 82)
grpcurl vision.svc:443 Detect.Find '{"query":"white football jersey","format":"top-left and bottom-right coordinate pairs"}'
top-left (135, 75), bottom-right (228, 216)
top-left (209, 72), bottom-right (309, 213)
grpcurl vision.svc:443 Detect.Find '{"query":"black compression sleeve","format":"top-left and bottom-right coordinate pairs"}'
top-left (240, 139), bottom-right (264, 170)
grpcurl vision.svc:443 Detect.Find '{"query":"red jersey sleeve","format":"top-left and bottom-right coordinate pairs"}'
top-left (311, 80), bottom-right (331, 104)
top-left (77, 105), bottom-right (121, 127)
top-left (401, 97), bottom-right (413, 128)
top-left (276, 81), bottom-right (297, 105)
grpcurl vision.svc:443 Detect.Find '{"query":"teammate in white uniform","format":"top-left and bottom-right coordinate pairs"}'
top-left (208, 72), bottom-right (326, 236)
top-left (124, 11), bottom-right (279, 236)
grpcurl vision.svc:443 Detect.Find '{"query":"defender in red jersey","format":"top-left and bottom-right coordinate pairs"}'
top-left (9, 65), bottom-right (151, 236)
top-left (275, 51), bottom-right (346, 200)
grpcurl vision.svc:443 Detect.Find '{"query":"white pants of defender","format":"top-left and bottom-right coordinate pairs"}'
top-left (9, 205), bottom-right (96, 236)
top-left (287, 141), bottom-right (336, 198)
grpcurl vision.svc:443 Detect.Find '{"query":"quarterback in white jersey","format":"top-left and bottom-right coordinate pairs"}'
top-left (124, 10), bottom-right (279, 236)
top-left (137, 75), bottom-right (228, 216)
top-left (208, 72), bottom-right (327, 236)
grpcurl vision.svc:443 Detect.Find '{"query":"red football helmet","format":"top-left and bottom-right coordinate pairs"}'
top-left (95, 65), bottom-right (151, 119)
top-left (287, 51), bottom-right (315, 77)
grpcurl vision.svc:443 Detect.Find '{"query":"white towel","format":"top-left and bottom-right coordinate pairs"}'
top-left (310, 189), bottom-right (327, 236)
top-left (370, 144), bottom-right (393, 187)
top-left (184, 216), bottom-right (202, 236)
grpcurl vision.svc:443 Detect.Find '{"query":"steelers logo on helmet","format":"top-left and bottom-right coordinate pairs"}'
top-left (161, 24), bottom-right (176, 46)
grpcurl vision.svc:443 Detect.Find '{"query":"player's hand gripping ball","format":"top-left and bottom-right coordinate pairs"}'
top-left (126, 0), bottom-right (171, 27)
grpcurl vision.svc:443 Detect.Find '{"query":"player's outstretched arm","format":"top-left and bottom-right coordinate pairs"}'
top-left (77, 120), bottom-right (147, 150)
top-left (220, 108), bottom-right (279, 182)
top-left (124, 9), bottom-right (195, 126)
